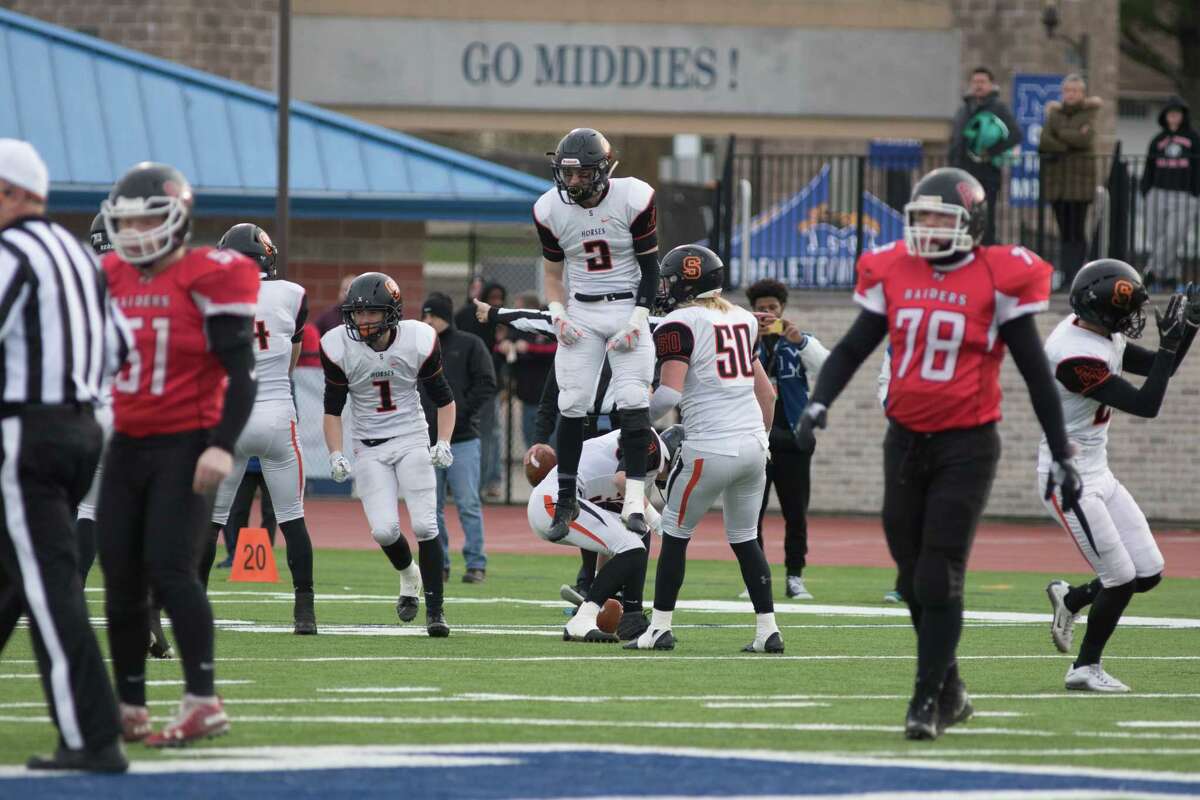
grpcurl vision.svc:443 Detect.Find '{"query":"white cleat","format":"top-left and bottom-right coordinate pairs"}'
top-left (623, 627), bottom-right (675, 651)
top-left (785, 575), bottom-right (813, 600)
top-left (559, 584), bottom-right (585, 608)
top-left (1046, 580), bottom-right (1076, 654)
top-left (562, 612), bottom-right (617, 643)
top-left (1065, 662), bottom-right (1130, 693)
top-left (737, 589), bottom-right (750, 599)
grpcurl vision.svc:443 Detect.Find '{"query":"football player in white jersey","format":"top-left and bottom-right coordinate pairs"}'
top-left (528, 426), bottom-right (683, 643)
top-left (534, 128), bottom-right (660, 544)
top-left (201, 224), bottom-right (318, 635)
top-left (627, 245), bottom-right (780, 653)
top-left (1039, 260), bottom-right (1198, 692)
top-left (320, 273), bottom-right (457, 637)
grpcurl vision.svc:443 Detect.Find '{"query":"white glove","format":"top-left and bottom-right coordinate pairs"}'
top-left (329, 451), bottom-right (352, 483)
top-left (607, 306), bottom-right (649, 352)
top-left (430, 440), bottom-right (454, 469)
top-left (548, 302), bottom-right (583, 346)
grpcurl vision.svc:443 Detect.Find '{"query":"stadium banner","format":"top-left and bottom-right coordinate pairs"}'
top-left (293, 18), bottom-right (960, 119)
top-left (1009, 73), bottom-right (1064, 208)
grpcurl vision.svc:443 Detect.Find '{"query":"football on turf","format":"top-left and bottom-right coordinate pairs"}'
top-left (597, 598), bottom-right (622, 634)
top-left (525, 445), bottom-right (557, 486)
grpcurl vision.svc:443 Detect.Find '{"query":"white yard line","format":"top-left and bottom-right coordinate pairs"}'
top-left (316, 687), bottom-right (441, 693)
top-left (1117, 721), bottom-right (1200, 729)
top-left (702, 702), bottom-right (832, 709)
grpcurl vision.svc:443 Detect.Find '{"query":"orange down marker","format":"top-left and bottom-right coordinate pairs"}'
top-left (229, 528), bottom-right (279, 583)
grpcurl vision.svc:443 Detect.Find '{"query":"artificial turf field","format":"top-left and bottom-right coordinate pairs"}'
top-left (1, 549), bottom-right (1198, 798)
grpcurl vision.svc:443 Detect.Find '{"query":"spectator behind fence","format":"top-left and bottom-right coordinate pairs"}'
top-left (497, 292), bottom-right (558, 449)
top-left (420, 293), bottom-right (496, 584)
top-left (1141, 95), bottom-right (1200, 285)
top-left (314, 275), bottom-right (356, 335)
top-left (456, 281), bottom-right (508, 501)
top-left (1039, 74), bottom-right (1100, 284)
top-left (949, 66), bottom-right (1022, 245)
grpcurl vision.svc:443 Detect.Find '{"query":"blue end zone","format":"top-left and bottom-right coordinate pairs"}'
top-left (2, 747), bottom-right (1199, 799)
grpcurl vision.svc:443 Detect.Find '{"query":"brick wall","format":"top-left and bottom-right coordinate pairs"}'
top-left (784, 290), bottom-right (1199, 524)
top-left (7, 0), bottom-right (279, 90)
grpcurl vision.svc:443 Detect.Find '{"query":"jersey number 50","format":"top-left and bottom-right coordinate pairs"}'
top-left (894, 308), bottom-right (966, 382)
top-left (714, 323), bottom-right (755, 379)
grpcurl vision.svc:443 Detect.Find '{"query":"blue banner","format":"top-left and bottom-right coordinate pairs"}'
top-left (729, 165), bottom-right (905, 288)
top-left (1010, 73), bottom-right (1063, 208)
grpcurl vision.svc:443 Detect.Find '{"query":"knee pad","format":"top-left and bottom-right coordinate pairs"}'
top-left (371, 523), bottom-right (402, 547)
top-left (412, 519), bottom-right (440, 543)
top-left (1135, 572), bottom-right (1162, 594)
top-left (913, 551), bottom-right (964, 608)
top-left (726, 527), bottom-right (759, 546)
top-left (1102, 556), bottom-right (1137, 588)
top-left (614, 382), bottom-right (650, 410)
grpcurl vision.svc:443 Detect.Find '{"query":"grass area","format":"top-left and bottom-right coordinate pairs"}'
top-left (1, 551), bottom-right (1198, 776)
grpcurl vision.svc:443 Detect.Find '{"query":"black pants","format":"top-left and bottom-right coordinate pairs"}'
top-left (1052, 200), bottom-right (1091, 283)
top-left (756, 445), bottom-right (813, 574)
top-left (0, 405), bottom-right (120, 750)
top-left (98, 430), bottom-right (217, 705)
top-left (882, 422), bottom-right (1000, 695)
top-left (225, 469), bottom-right (276, 553)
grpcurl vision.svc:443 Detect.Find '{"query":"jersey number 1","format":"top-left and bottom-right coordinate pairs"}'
top-left (373, 379), bottom-right (397, 412)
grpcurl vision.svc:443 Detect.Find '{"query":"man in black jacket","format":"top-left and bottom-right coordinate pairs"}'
top-left (949, 66), bottom-right (1022, 245)
top-left (1141, 96), bottom-right (1200, 285)
top-left (420, 293), bottom-right (497, 583)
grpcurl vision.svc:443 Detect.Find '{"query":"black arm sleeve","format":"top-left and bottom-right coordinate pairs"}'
top-left (291, 293), bottom-right (309, 343)
top-left (1090, 347), bottom-right (1176, 418)
top-left (635, 251), bottom-right (659, 310)
top-left (809, 310), bottom-right (889, 408)
top-left (418, 339), bottom-right (454, 407)
top-left (533, 370), bottom-right (559, 445)
top-left (320, 344), bottom-right (349, 415)
top-left (206, 314), bottom-right (257, 453)
top-left (999, 314), bottom-right (1070, 461)
top-left (461, 337), bottom-right (497, 417)
top-left (1122, 323), bottom-right (1196, 377)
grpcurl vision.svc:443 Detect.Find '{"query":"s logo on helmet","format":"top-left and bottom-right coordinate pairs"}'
top-left (681, 255), bottom-right (703, 280)
top-left (385, 278), bottom-right (402, 303)
top-left (1112, 279), bottom-right (1134, 309)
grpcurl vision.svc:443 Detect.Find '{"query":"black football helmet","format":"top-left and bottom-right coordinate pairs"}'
top-left (101, 162), bottom-right (193, 267)
top-left (89, 212), bottom-right (112, 256)
top-left (1069, 259), bottom-right (1149, 338)
top-left (548, 128), bottom-right (616, 205)
top-left (342, 271), bottom-right (403, 344)
top-left (903, 167), bottom-right (987, 267)
top-left (656, 244), bottom-right (724, 314)
top-left (218, 223), bottom-right (278, 278)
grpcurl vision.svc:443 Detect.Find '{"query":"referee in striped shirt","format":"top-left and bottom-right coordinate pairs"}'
top-left (0, 140), bottom-right (128, 772)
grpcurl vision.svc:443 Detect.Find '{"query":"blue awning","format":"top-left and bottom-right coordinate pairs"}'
top-left (0, 9), bottom-right (549, 222)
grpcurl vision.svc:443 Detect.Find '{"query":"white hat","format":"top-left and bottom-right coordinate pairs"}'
top-left (0, 139), bottom-right (48, 200)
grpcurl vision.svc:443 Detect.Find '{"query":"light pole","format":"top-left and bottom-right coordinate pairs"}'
top-left (1041, 1), bottom-right (1089, 78)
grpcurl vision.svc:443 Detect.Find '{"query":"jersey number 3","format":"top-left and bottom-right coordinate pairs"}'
top-left (714, 323), bottom-right (755, 379)
top-left (894, 308), bottom-right (966, 382)
top-left (583, 240), bottom-right (613, 272)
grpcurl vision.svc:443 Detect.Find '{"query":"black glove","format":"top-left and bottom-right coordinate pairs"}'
top-left (792, 402), bottom-right (827, 451)
top-left (1183, 282), bottom-right (1200, 328)
top-left (1045, 457), bottom-right (1083, 511)
top-left (1155, 292), bottom-right (1187, 353)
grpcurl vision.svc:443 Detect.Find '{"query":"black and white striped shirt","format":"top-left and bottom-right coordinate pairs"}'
top-left (0, 216), bottom-right (130, 408)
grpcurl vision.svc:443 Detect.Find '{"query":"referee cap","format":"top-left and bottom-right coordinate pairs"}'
top-left (0, 139), bottom-right (48, 200)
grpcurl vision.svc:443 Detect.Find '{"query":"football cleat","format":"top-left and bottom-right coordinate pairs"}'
top-left (396, 595), bottom-right (420, 623)
top-left (120, 703), bottom-right (152, 743)
top-left (546, 496), bottom-right (580, 543)
top-left (1046, 580), bottom-right (1076, 653)
top-left (623, 627), bottom-right (675, 651)
top-left (144, 697), bottom-right (230, 748)
top-left (904, 694), bottom-right (940, 740)
top-left (1065, 662), bottom-right (1130, 693)
top-left (148, 612), bottom-right (173, 659)
top-left (293, 590), bottom-right (317, 635)
top-left (616, 609), bottom-right (650, 641)
top-left (883, 590), bottom-right (903, 604)
top-left (785, 575), bottom-right (813, 600)
top-left (559, 583), bottom-right (585, 608)
top-left (937, 679), bottom-right (974, 733)
top-left (26, 741), bottom-right (128, 773)
top-left (426, 608), bottom-right (450, 638)
top-left (742, 631), bottom-right (785, 654)
top-left (622, 512), bottom-right (649, 536)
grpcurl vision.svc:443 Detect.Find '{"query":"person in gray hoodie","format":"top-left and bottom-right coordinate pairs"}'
top-left (1141, 95), bottom-right (1200, 284)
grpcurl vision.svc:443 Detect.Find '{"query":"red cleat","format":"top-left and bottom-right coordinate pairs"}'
top-left (144, 697), bottom-right (230, 748)
top-left (120, 704), bottom-right (152, 743)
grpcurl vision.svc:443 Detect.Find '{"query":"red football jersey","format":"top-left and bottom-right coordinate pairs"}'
top-left (104, 247), bottom-right (260, 437)
top-left (856, 242), bottom-right (1052, 432)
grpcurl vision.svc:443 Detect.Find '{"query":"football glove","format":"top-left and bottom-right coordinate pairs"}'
top-left (1183, 282), bottom-right (1200, 327)
top-left (607, 306), bottom-right (649, 353)
top-left (1045, 457), bottom-right (1083, 511)
top-left (792, 402), bottom-right (827, 451)
top-left (329, 451), bottom-right (352, 483)
top-left (548, 301), bottom-right (583, 346)
top-left (1155, 292), bottom-right (1187, 353)
top-left (429, 440), bottom-right (454, 469)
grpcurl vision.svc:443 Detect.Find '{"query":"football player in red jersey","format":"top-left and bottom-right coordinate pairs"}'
top-left (97, 162), bottom-right (260, 747)
top-left (795, 167), bottom-right (1081, 741)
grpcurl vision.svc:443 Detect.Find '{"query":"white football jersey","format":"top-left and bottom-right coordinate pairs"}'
top-left (1037, 314), bottom-right (1126, 476)
top-left (654, 303), bottom-right (766, 454)
top-left (320, 320), bottom-right (437, 442)
top-left (533, 176), bottom-right (657, 296)
top-left (252, 279), bottom-right (306, 405)
top-left (536, 429), bottom-right (624, 509)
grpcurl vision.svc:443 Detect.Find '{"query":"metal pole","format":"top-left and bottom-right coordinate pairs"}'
top-left (854, 156), bottom-right (866, 262)
top-left (275, 0), bottom-right (291, 278)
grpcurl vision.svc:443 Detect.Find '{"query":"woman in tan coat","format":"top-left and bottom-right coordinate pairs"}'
top-left (1039, 74), bottom-right (1101, 281)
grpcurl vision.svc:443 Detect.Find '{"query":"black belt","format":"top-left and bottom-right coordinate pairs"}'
top-left (361, 437), bottom-right (394, 448)
top-left (574, 291), bottom-right (633, 303)
top-left (0, 401), bottom-right (92, 419)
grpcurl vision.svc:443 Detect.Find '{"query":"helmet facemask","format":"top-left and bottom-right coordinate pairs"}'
top-left (551, 158), bottom-right (615, 204)
top-left (903, 200), bottom-right (976, 265)
top-left (343, 304), bottom-right (399, 344)
top-left (102, 194), bottom-right (190, 266)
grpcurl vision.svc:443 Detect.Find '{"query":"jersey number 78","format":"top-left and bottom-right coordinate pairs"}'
top-left (893, 308), bottom-right (966, 382)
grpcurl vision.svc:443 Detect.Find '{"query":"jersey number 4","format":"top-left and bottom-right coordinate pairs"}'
top-left (114, 317), bottom-right (170, 396)
top-left (714, 323), bottom-right (755, 379)
top-left (894, 308), bottom-right (966, 382)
